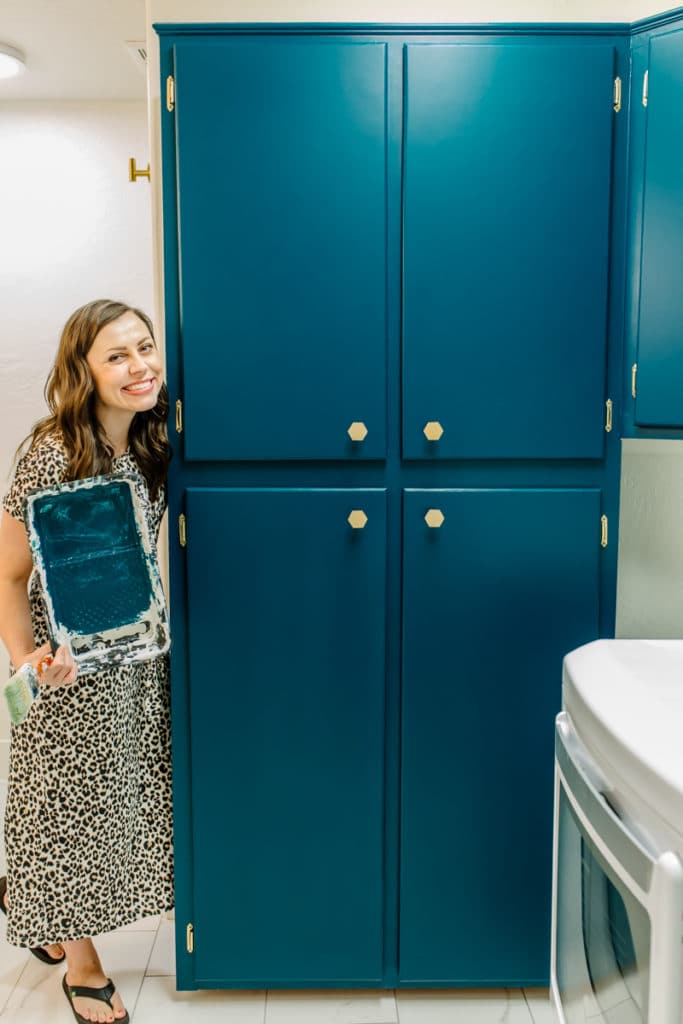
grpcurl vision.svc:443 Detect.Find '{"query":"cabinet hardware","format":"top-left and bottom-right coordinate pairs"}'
top-left (347, 509), bottom-right (368, 529)
top-left (347, 421), bottom-right (368, 441)
top-left (175, 399), bottom-right (183, 433)
top-left (613, 76), bottom-right (622, 112)
top-left (643, 69), bottom-right (649, 107)
top-left (186, 923), bottom-right (194, 954)
top-left (425, 509), bottom-right (445, 529)
top-left (179, 513), bottom-right (187, 547)
top-left (166, 74), bottom-right (175, 112)
top-left (605, 398), bottom-right (613, 433)
top-left (601, 515), bottom-right (608, 548)
top-left (128, 157), bottom-right (150, 182)
top-left (423, 421), bottom-right (444, 441)
top-left (631, 363), bottom-right (638, 398)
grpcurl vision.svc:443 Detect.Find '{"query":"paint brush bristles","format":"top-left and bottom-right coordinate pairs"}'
top-left (3, 655), bottom-right (53, 726)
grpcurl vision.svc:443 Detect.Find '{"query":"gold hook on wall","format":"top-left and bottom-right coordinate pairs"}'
top-left (129, 157), bottom-right (150, 182)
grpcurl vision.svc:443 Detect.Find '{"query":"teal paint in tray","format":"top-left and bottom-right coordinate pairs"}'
top-left (25, 475), bottom-right (170, 673)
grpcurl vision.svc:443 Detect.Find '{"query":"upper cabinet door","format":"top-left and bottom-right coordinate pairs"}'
top-left (635, 30), bottom-right (683, 428)
top-left (174, 40), bottom-right (388, 460)
top-left (403, 43), bottom-right (616, 459)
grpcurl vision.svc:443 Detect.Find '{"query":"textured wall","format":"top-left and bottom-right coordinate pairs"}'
top-left (0, 101), bottom-right (154, 762)
top-left (617, 440), bottom-right (683, 639)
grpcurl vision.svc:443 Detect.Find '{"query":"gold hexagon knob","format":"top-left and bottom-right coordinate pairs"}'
top-left (424, 509), bottom-right (445, 529)
top-left (423, 421), bottom-right (444, 441)
top-left (347, 421), bottom-right (368, 442)
top-left (348, 509), bottom-right (368, 529)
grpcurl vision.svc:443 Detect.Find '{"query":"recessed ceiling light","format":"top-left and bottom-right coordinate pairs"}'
top-left (0, 43), bottom-right (26, 79)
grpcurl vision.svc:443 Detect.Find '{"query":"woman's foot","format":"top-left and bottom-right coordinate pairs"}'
top-left (0, 877), bottom-right (65, 963)
top-left (61, 938), bottom-right (128, 1023)
top-left (63, 969), bottom-right (128, 1023)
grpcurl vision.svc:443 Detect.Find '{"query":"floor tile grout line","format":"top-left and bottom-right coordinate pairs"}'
top-left (129, 921), bottom-right (163, 1020)
top-left (0, 951), bottom-right (31, 1018)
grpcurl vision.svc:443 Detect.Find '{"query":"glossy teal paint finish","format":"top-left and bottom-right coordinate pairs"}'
top-left (634, 28), bottom-right (683, 428)
top-left (174, 39), bottom-right (388, 461)
top-left (403, 44), bottom-right (615, 459)
top-left (184, 487), bottom-right (387, 985)
top-left (156, 24), bottom-right (627, 990)
top-left (400, 488), bottom-right (601, 983)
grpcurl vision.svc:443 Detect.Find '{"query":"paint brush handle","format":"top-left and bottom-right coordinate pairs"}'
top-left (3, 655), bottom-right (54, 726)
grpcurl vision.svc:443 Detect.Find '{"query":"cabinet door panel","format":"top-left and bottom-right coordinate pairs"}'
top-left (185, 488), bottom-right (386, 984)
top-left (635, 29), bottom-right (683, 427)
top-left (175, 40), bottom-right (388, 460)
top-left (403, 44), bottom-right (614, 459)
top-left (400, 488), bottom-right (601, 983)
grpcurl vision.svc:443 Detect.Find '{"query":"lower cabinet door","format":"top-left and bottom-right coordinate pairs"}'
top-left (184, 487), bottom-right (387, 985)
top-left (399, 488), bottom-right (601, 984)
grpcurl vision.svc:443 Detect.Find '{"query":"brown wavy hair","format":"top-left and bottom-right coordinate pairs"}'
top-left (20, 299), bottom-right (171, 500)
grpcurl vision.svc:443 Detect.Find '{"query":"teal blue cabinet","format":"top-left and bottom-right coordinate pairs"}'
top-left (634, 28), bottom-right (683, 428)
top-left (403, 44), bottom-right (615, 459)
top-left (158, 24), bottom-right (624, 991)
top-left (173, 39), bottom-right (388, 460)
top-left (400, 488), bottom-right (601, 983)
top-left (184, 488), bottom-right (387, 985)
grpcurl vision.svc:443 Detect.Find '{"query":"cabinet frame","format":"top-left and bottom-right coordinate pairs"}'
top-left (156, 22), bottom-right (629, 990)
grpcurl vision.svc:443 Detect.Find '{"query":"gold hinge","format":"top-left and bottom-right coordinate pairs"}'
top-left (605, 398), bottom-right (613, 432)
top-left (601, 514), bottom-right (609, 549)
top-left (166, 75), bottom-right (175, 112)
top-left (179, 513), bottom-right (187, 548)
top-left (631, 363), bottom-right (638, 398)
top-left (643, 69), bottom-right (649, 107)
top-left (613, 76), bottom-right (622, 112)
top-left (175, 398), bottom-right (183, 433)
top-left (186, 922), bottom-right (194, 954)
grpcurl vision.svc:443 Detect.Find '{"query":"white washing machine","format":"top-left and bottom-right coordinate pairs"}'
top-left (551, 640), bottom-right (683, 1024)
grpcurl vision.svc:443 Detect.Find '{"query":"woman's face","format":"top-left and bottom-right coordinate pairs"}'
top-left (86, 312), bottom-right (163, 422)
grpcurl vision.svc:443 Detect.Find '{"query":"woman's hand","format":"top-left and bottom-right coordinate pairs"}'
top-left (21, 641), bottom-right (78, 687)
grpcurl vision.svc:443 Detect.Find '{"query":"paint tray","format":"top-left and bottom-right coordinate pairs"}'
top-left (24, 475), bottom-right (170, 674)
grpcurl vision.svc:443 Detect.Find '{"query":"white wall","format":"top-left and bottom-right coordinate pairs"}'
top-left (0, 101), bottom-right (154, 768)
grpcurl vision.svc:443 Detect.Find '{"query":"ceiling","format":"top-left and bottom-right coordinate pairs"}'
top-left (0, 0), bottom-right (147, 101)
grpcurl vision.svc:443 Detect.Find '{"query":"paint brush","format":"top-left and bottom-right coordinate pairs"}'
top-left (3, 655), bottom-right (53, 726)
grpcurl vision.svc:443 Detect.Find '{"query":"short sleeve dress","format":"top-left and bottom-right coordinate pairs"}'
top-left (2, 433), bottom-right (174, 947)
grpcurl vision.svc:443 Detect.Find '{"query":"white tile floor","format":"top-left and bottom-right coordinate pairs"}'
top-left (0, 781), bottom-right (557, 1022)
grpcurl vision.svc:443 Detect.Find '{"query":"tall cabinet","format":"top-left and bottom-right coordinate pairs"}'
top-left (157, 25), bottom-right (626, 990)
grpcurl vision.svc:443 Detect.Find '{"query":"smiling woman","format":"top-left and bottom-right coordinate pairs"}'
top-left (0, 299), bottom-right (173, 1024)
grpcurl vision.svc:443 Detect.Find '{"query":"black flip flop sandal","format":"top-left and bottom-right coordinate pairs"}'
top-left (0, 876), bottom-right (65, 966)
top-left (62, 974), bottom-right (130, 1024)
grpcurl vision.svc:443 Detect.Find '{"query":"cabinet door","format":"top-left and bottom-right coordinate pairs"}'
top-left (174, 40), bottom-right (388, 460)
top-left (184, 488), bottom-right (386, 985)
top-left (403, 43), bottom-right (615, 459)
top-left (635, 29), bottom-right (683, 428)
top-left (400, 488), bottom-right (601, 983)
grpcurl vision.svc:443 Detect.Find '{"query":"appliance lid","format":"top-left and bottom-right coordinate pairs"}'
top-left (562, 639), bottom-right (683, 839)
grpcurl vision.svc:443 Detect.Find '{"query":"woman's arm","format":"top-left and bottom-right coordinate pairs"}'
top-left (0, 509), bottom-right (76, 685)
top-left (0, 510), bottom-right (35, 666)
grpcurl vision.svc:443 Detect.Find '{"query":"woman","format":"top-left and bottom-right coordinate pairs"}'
top-left (0, 300), bottom-right (174, 1024)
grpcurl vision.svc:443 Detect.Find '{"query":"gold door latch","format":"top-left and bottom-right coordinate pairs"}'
top-left (613, 76), bottom-right (622, 112)
top-left (166, 75), bottom-right (175, 112)
top-left (601, 515), bottom-right (608, 548)
top-left (179, 514), bottom-right (187, 547)
top-left (128, 157), bottom-right (150, 182)
top-left (175, 399), bottom-right (183, 433)
top-left (186, 923), bottom-right (194, 953)
top-left (605, 398), bottom-right (613, 433)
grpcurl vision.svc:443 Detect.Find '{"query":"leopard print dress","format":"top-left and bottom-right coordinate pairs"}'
top-left (2, 434), bottom-right (174, 947)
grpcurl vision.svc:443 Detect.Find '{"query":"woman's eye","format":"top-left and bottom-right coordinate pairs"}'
top-left (109, 354), bottom-right (123, 362)
top-left (140, 343), bottom-right (154, 352)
